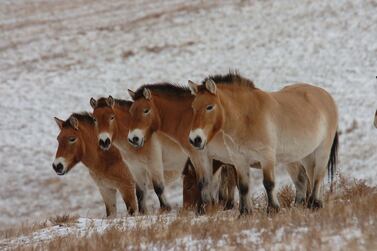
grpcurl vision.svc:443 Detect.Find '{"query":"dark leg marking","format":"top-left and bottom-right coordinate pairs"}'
top-left (105, 205), bottom-right (111, 217)
top-left (238, 182), bottom-right (251, 215)
top-left (196, 178), bottom-right (209, 215)
top-left (153, 182), bottom-right (171, 211)
top-left (263, 179), bottom-right (279, 214)
top-left (136, 185), bottom-right (146, 214)
top-left (307, 181), bottom-right (323, 209)
top-left (125, 201), bottom-right (135, 216)
top-left (295, 168), bottom-right (309, 206)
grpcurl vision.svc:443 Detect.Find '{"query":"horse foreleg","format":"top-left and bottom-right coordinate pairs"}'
top-left (136, 182), bottom-right (148, 214)
top-left (119, 184), bottom-right (137, 216)
top-left (189, 151), bottom-right (213, 215)
top-left (97, 185), bottom-right (117, 218)
top-left (262, 159), bottom-right (280, 214)
top-left (237, 165), bottom-right (252, 215)
top-left (152, 180), bottom-right (171, 211)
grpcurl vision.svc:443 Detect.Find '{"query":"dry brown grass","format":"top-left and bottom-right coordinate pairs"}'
top-left (0, 215), bottom-right (78, 241)
top-left (5, 178), bottom-right (377, 250)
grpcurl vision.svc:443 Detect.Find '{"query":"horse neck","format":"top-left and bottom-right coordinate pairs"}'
top-left (218, 86), bottom-right (261, 132)
top-left (113, 104), bottom-right (131, 140)
top-left (153, 94), bottom-right (193, 137)
top-left (78, 123), bottom-right (100, 168)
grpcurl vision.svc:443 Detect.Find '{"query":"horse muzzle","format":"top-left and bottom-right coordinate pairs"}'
top-left (189, 136), bottom-right (205, 150)
top-left (52, 162), bottom-right (67, 175)
top-left (128, 136), bottom-right (144, 148)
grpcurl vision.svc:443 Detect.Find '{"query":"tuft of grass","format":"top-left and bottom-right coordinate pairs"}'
top-left (48, 214), bottom-right (78, 226)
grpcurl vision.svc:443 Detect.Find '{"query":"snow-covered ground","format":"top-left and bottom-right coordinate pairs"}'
top-left (0, 0), bottom-right (376, 231)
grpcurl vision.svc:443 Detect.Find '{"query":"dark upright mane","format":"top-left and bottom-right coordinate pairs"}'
top-left (96, 97), bottom-right (132, 108)
top-left (63, 112), bottom-right (94, 128)
top-left (133, 82), bottom-right (191, 100)
top-left (201, 71), bottom-right (255, 89)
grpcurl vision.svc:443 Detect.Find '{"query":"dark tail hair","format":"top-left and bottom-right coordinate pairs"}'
top-left (328, 132), bottom-right (339, 192)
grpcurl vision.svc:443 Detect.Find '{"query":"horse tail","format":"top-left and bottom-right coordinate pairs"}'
top-left (328, 131), bottom-right (339, 192)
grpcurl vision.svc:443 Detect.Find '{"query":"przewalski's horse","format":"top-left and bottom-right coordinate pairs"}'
top-left (188, 72), bottom-right (339, 214)
top-left (90, 97), bottom-right (188, 213)
top-left (127, 84), bottom-right (222, 212)
top-left (127, 83), bottom-right (312, 213)
top-left (52, 113), bottom-right (137, 217)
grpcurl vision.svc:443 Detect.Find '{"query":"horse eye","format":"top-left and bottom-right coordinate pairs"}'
top-left (206, 105), bottom-right (214, 111)
top-left (143, 108), bottom-right (150, 114)
top-left (68, 137), bottom-right (77, 143)
top-left (110, 115), bottom-right (115, 121)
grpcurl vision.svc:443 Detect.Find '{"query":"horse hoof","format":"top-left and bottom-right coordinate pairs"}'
top-left (160, 205), bottom-right (172, 213)
top-left (196, 205), bottom-right (206, 215)
top-left (239, 206), bottom-right (252, 216)
top-left (294, 197), bottom-right (306, 207)
top-left (267, 205), bottom-right (280, 215)
top-left (224, 200), bottom-right (235, 210)
top-left (307, 197), bottom-right (323, 209)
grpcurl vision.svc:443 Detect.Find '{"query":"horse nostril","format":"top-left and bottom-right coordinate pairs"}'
top-left (132, 136), bottom-right (139, 143)
top-left (53, 163), bottom-right (63, 173)
top-left (99, 138), bottom-right (111, 149)
top-left (194, 136), bottom-right (202, 146)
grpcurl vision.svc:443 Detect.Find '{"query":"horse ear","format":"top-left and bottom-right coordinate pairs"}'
top-left (69, 116), bottom-right (79, 130)
top-left (143, 88), bottom-right (151, 100)
top-left (188, 80), bottom-right (199, 96)
top-left (205, 79), bottom-right (217, 94)
top-left (128, 89), bottom-right (136, 100)
top-left (90, 98), bottom-right (97, 109)
top-left (107, 96), bottom-right (114, 107)
top-left (54, 117), bottom-right (64, 129)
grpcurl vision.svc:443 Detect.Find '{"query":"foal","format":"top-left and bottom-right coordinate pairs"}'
top-left (188, 72), bottom-right (338, 214)
top-left (52, 113), bottom-right (137, 217)
top-left (90, 97), bottom-right (188, 213)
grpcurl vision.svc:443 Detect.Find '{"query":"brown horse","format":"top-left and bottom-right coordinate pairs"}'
top-left (90, 97), bottom-right (188, 213)
top-left (128, 83), bottom-right (312, 212)
top-left (374, 110), bottom-right (377, 128)
top-left (188, 72), bottom-right (338, 214)
top-left (52, 113), bottom-right (137, 217)
top-left (127, 84), bottom-right (228, 212)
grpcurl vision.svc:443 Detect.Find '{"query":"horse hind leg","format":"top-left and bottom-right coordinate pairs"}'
top-left (219, 165), bottom-right (237, 210)
top-left (307, 135), bottom-right (336, 209)
top-left (286, 162), bottom-right (310, 206)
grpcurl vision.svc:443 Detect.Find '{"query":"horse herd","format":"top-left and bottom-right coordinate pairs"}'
top-left (52, 72), bottom-right (341, 217)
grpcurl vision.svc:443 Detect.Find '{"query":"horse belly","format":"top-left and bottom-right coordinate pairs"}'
top-left (275, 127), bottom-right (325, 163)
